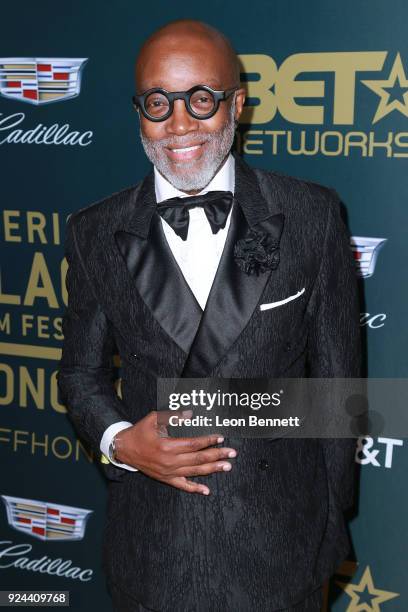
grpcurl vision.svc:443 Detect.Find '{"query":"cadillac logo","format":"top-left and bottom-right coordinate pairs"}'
top-left (0, 57), bottom-right (88, 105)
top-left (350, 236), bottom-right (387, 278)
top-left (1, 495), bottom-right (92, 541)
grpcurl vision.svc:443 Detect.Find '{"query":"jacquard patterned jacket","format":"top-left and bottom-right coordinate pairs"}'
top-left (57, 151), bottom-right (361, 611)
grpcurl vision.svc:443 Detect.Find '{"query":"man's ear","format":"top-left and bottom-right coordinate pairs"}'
top-left (234, 88), bottom-right (246, 122)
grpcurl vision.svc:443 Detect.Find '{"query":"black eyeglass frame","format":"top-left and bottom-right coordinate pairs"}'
top-left (132, 84), bottom-right (239, 122)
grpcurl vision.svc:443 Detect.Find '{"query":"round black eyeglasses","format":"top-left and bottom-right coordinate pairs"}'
top-left (132, 84), bottom-right (239, 122)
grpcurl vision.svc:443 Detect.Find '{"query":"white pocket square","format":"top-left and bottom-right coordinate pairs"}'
top-left (260, 287), bottom-right (305, 311)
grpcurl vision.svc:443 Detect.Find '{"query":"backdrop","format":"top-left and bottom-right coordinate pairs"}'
top-left (0, 1), bottom-right (407, 610)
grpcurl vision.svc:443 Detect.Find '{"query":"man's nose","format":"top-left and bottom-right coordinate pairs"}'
top-left (165, 99), bottom-right (199, 135)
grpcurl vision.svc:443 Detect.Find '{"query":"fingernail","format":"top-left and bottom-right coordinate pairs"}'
top-left (202, 488), bottom-right (210, 495)
top-left (222, 463), bottom-right (232, 471)
top-left (217, 437), bottom-right (224, 443)
top-left (228, 450), bottom-right (237, 458)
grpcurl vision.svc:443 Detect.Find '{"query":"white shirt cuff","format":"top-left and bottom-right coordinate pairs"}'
top-left (100, 421), bottom-right (138, 472)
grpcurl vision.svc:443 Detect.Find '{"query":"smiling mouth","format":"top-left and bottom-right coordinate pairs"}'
top-left (169, 144), bottom-right (202, 153)
top-left (165, 142), bottom-right (206, 161)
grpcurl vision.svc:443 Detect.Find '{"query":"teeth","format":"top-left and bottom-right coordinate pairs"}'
top-left (171, 145), bottom-right (201, 153)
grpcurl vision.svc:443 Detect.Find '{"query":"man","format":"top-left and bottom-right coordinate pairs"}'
top-left (58, 19), bottom-right (361, 612)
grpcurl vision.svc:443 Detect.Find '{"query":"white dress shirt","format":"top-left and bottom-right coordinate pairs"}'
top-left (100, 153), bottom-right (235, 470)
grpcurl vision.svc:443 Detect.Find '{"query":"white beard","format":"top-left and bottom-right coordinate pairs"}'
top-left (139, 97), bottom-right (236, 192)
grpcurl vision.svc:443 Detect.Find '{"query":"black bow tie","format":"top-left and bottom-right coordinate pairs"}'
top-left (156, 190), bottom-right (233, 240)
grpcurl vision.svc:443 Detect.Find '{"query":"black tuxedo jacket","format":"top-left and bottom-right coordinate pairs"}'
top-left (58, 151), bottom-right (361, 611)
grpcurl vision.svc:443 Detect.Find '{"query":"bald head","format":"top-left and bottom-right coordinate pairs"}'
top-left (135, 19), bottom-right (240, 92)
top-left (133, 20), bottom-right (246, 194)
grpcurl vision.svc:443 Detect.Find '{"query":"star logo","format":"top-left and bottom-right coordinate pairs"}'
top-left (362, 53), bottom-right (408, 123)
top-left (336, 566), bottom-right (399, 611)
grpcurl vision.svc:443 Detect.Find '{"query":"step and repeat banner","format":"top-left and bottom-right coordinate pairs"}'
top-left (0, 1), bottom-right (407, 610)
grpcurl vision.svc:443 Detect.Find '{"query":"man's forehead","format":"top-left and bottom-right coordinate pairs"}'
top-left (137, 60), bottom-right (228, 93)
top-left (139, 76), bottom-right (224, 92)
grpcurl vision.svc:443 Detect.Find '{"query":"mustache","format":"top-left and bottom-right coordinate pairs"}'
top-left (141, 121), bottom-right (234, 150)
top-left (143, 133), bottom-right (210, 148)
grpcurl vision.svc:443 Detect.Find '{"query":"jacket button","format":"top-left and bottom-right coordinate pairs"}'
top-left (258, 459), bottom-right (269, 470)
top-left (285, 341), bottom-right (292, 351)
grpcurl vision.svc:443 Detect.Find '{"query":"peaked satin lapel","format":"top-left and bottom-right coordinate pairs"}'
top-left (181, 152), bottom-right (285, 377)
top-left (114, 170), bottom-right (202, 355)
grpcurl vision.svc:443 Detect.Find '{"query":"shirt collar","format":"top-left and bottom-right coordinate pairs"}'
top-left (154, 152), bottom-right (235, 203)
